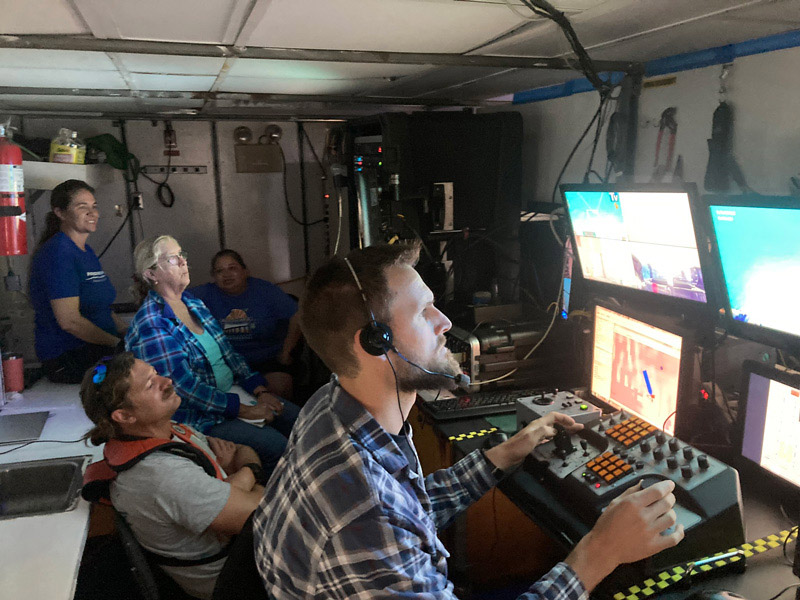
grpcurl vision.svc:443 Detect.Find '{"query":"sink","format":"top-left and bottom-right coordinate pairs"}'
top-left (0, 455), bottom-right (90, 520)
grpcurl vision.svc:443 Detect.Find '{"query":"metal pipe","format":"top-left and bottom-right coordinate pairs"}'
top-left (0, 35), bottom-right (638, 72)
top-left (297, 122), bottom-right (310, 276)
top-left (210, 121), bottom-right (226, 249)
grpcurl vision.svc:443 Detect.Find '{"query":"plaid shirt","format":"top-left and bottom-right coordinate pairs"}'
top-left (125, 290), bottom-right (266, 432)
top-left (252, 379), bottom-right (588, 600)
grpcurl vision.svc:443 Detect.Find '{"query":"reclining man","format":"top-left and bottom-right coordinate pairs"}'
top-left (253, 241), bottom-right (685, 599)
top-left (80, 352), bottom-right (266, 600)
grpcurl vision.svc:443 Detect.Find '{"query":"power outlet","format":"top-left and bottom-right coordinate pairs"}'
top-left (132, 192), bottom-right (144, 210)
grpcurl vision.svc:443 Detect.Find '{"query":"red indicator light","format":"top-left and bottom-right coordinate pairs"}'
top-left (594, 483), bottom-right (601, 489)
top-left (378, 146), bottom-right (382, 152)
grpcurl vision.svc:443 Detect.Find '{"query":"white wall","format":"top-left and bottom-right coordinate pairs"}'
top-left (0, 117), bottom-right (345, 362)
top-left (488, 44), bottom-right (800, 204)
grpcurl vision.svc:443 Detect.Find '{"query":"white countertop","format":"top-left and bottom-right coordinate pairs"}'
top-left (0, 380), bottom-right (103, 600)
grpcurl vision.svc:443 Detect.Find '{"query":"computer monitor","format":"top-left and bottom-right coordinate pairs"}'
top-left (591, 304), bottom-right (686, 435)
top-left (561, 184), bottom-right (709, 307)
top-left (739, 360), bottom-right (800, 492)
top-left (706, 196), bottom-right (800, 351)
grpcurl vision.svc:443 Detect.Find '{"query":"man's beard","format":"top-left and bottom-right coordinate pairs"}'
top-left (392, 346), bottom-right (462, 393)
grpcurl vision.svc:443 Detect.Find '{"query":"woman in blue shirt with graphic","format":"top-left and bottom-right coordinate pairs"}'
top-left (191, 249), bottom-right (302, 400)
top-left (125, 235), bottom-right (299, 476)
top-left (30, 179), bottom-right (126, 383)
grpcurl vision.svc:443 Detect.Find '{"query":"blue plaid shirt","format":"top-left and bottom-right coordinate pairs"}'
top-left (125, 290), bottom-right (266, 432)
top-left (252, 379), bottom-right (588, 599)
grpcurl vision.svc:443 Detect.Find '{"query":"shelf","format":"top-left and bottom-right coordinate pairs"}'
top-left (22, 162), bottom-right (116, 191)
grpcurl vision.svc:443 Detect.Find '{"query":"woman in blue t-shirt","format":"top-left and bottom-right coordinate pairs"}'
top-left (30, 179), bottom-right (125, 383)
top-left (192, 249), bottom-right (302, 400)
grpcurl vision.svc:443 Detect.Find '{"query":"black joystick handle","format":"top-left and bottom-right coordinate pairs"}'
top-left (553, 424), bottom-right (575, 459)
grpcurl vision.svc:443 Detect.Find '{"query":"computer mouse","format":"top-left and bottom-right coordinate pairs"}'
top-left (483, 431), bottom-right (509, 449)
top-left (685, 589), bottom-right (748, 600)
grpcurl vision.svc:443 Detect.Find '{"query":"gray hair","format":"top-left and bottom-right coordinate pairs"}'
top-left (131, 235), bottom-right (177, 301)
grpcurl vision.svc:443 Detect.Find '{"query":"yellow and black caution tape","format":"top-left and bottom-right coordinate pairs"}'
top-left (448, 427), bottom-right (498, 442)
top-left (612, 528), bottom-right (798, 600)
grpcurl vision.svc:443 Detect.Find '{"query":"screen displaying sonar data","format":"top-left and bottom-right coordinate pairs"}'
top-left (709, 201), bottom-right (800, 345)
top-left (562, 186), bottom-right (706, 304)
top-left (740, 362), bottom-right (800, 491)
top-left (591, 305), bottom-right (684, 435)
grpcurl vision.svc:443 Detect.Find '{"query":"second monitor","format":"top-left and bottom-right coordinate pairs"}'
top-left (591, 304), bottom-right (692, 436)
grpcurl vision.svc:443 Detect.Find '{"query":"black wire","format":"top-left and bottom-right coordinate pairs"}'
top-left (276, 143), bottom-right (326, 227)
top-left (386, 353), bottom-right (422, 477)
top-left (98, 202), bottom-right (135, 259)
top-left (0, 438), bottom-right (85, 456)
top-left (138, 147), bottom-right (175, 208)
top-left (551, 97), bottom-right (606, 205)
top-left (782, 525), bottom-right (798, 564)
top-left (519, 0), bottom-right (612, 96)
top-left (765, 583), bottom-right (800, 600)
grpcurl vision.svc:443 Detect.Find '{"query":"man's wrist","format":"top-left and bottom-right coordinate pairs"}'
top-left (480, 449), bottom-right (507, 481)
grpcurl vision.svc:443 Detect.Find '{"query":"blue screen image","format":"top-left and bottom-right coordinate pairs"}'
top-left (711, 205), bottom-right (800, 337)
top-left (564, 190), bottom-right (706, 302)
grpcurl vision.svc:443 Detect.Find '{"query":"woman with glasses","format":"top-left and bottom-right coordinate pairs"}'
top-left (29, 179), bottom-right (127, 383)
top-left (125, 235), bottom-right (299, 478)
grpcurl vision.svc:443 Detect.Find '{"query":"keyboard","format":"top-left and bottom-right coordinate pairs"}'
top-left (420, 389), bottom-right (541, 421)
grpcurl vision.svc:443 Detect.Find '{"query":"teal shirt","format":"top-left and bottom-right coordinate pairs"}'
top-left (192, 329), bottom-right (234, 392)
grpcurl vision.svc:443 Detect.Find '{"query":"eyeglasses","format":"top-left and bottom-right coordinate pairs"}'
top-left (158, 251), bottom-right (188, 267)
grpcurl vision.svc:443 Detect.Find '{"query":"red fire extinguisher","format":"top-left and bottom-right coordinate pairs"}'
top-left (0, 123), bottom-right (27, 256)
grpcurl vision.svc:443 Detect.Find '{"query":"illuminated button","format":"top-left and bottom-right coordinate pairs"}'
top-left (621, 463), bottom-right (632, 472)
top-left (580, 403), bottom-right (588, 411)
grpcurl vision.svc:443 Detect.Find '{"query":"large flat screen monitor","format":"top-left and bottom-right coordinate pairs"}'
top-left (591, 304), bottom-right (685, 435)
top-left (561, 184), bottom-right (708, 306)
top-left (707, 196), bottom-right (800, 350)
top-left (739, 360), bottom-right (800, 492)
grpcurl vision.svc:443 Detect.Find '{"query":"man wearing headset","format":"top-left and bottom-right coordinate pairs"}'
top-left (252, 242), bottom-right (684, 599)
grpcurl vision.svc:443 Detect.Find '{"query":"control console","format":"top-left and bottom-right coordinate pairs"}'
top-left (516, 389), bottom-right (603, 426)
top-left (522, 411), bottom-right (745, 571)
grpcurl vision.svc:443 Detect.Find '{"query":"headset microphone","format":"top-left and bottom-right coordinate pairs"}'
top-left (391, 348), bottom-right (471, 390)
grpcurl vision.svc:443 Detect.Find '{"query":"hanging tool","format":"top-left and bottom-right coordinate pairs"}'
top-left (651, 107), bottom-right (677, 182)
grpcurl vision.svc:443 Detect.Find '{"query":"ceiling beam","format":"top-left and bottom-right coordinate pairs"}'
top-left (0, 34), bottom-right (639, 72)
top-left (0, 86), bottom-right (485, 107)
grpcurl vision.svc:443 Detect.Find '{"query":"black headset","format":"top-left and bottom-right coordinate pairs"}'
top-left (343, 257), bottom-right (394, 356)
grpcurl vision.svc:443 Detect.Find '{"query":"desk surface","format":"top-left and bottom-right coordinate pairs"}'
top-left (435, 413), bottom-right (799, 600)
top-left (0, 381), bottom-right (102, 600)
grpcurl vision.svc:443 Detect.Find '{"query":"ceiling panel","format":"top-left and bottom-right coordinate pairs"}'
top-left (220, 77), bottom-right (374, 95)
top-left (0, 67), bottom-right (127, 89)
top-left (116, 54), bottom-right (226, 76)
top-left (0, 95), bottom-right (142, 112)
top-left (129, 73), bottom-right (216, 91)
top-left (71, 0), bottom-right (245, 44)
top-left (369, 66), bottom-right (503, 97)
top-left (0, 0), bottom-right (89, 34)
top-left (226, 59), bottom-right (427, 80)
top-left (243, 0), bottom-right (525, 53)
top-left (0, 49), bottom-right (116, 70)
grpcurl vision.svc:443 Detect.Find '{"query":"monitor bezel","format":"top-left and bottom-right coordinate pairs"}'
top-left (560, 182), bottom-right (717, 318)
top-left (589, 300), bottom-right (697, 437)
top-left (704, 194), bottom-right (800, 354)
top-left (737, 359), bottom-right (800, 494)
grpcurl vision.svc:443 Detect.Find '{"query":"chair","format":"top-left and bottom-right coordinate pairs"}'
top-left (113, 509), bottom-right (199, 600)
top-left (212, 513), bottom-right (270, 600)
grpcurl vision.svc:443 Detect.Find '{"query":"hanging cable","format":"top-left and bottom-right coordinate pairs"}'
top-left (276, 143), bottom-right (326, 227)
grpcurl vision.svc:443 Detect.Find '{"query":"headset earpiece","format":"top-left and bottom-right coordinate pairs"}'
top-left (359, 321), bottom-right (394, 356)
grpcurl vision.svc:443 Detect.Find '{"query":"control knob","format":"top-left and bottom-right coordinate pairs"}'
top-left (667, 457), bottom-right (678, 470)
top-left (655, 432), bottom-right (666, 445)
top-left (683, 447), bottom-right (694, 461)
top-left (681, 465), bottom-right (693, 479)
top-left (640, 440), bottom-right (651, 453)
top-left (653, 448), bottom-right (664, 462)
top-left (697, 455), bottom-right (709, 470)
top-left (668, 438), bottom-right (680, 453)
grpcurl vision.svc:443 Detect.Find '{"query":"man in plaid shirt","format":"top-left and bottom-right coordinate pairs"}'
top-left (252, 243), bottom-right (683, 599)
